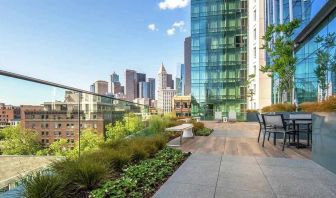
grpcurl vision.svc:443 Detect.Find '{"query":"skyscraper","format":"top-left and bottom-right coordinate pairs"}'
top-left (184, 37), bottom-right (191, 95)
top-left (147, 78), bottom-right (156, 100)
top-left (136, 73), bottom-right (146, 98)
top-left (138, 81), bottom-right (150, 99)
top-left (93, 81), bottom-right (108, 95)
top-left (248, 0), bottom-right (272, 109)
top-left (110, 72), bottom-right (123, 94)
top-left (110, 72), bottom-right (119, 83)
top-left (191, 0), bottom-right (248, 120)
top-left (167, 74), bottom-right (174, 89)
top-left (125, 69), bottom-right (137, 101)
top-left (176, 64), bottom-right (185, 96)
top-left (157, 63), bottom-right (176, 114)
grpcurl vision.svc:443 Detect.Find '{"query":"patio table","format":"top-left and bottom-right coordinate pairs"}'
top-left (165, 124), bottom-right (194, 146)
top-left (284, 118), bottom-right (312, 148)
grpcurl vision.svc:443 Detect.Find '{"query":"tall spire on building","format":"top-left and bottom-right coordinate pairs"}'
top-left (158, 63), bottom-right (167, 74)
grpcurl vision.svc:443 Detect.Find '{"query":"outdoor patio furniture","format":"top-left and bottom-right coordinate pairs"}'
top-left (165, 124), bottom-right (194, 146)
top-left (262, 114), bottom-right (295, 151)
top-left (287, 114), bottom-right (312, 148)
top-left (257, 113), bottom-right (268, 143)
top-left (228, 111), bottom-right (237, 122)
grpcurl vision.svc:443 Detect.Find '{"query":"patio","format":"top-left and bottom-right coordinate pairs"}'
top-left (155, 122), bottom-right (336, 198)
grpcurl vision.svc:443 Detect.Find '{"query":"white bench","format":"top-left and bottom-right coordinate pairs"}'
top-left (165, 124), bottom-right (194, 146)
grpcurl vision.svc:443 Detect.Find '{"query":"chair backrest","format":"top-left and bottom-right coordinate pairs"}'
top-left (263, 114), bottom-right (285, 128)
top-left (257, 113), bottom-right (263, 124)
top-left (228, 111), bottom-right (237, 121)
top-left (289, 113), bottom-right (312, 119)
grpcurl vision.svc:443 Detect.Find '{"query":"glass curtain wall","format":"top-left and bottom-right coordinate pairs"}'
top-left (295, 9), bottom-right (336, 103)
top-left (191, 0), bottom-right (248, 120)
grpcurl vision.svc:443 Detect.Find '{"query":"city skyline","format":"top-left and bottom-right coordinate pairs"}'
top-left (0, 0), bottom-right (191, 90)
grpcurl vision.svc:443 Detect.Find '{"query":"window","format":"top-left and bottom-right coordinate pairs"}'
top-left (241, 0), bottom-right (247, 10)
top-left (254, 10), bottom-right (256, 21)
top-left (253, 47), bottom-right (257, 58)
top-left (235, 35), bottom-right (246, 47)
top-left (253, 28), bottom-right (256, 40)
top-left (241, 17), bottom-right (247, 28)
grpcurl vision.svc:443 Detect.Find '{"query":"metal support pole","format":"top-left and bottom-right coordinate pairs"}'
top-left (78, 93), bottom-right (81, 158)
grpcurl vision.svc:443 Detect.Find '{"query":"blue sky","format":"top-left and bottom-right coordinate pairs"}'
top-left (0, 0), bottom-right (190, 101)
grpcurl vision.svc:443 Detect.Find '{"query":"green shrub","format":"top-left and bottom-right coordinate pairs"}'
top-left (192, 121), bottom-right (204, 132)
top-left (91, 147), bottom-right (187, 198)
top-left (22, 171), bottom-right (65, 198)
top-left (195, 128), bottom-right (213, 136)
top-left (52, 158), bottom-right (107, 197)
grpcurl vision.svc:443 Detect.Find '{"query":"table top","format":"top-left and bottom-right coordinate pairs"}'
top-left (165, 124), bottom-right (193, 131)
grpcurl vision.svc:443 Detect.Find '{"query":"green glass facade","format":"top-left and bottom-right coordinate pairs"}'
top-left (191, 0), bottom-right (248, 120)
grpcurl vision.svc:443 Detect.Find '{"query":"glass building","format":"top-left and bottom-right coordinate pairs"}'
top-left (191, 0), bottom-right (248, 120)
top-left (266, 0), bottom-right (335, 103)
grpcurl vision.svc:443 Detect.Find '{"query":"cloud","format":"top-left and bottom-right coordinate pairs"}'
top-left (172, 21), bottom-right (185, 28)
top-left (167, 28), bottom-right (176, 36)
top-left (166, 20), bottom-right (186, 35)
top-left (159, 0), bottom-right (190, 10)
top-left (148, 23), bottom-right (158, 31)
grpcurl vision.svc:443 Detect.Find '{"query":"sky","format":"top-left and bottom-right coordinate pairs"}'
top-left (0, 0), bottom-right (190, 97)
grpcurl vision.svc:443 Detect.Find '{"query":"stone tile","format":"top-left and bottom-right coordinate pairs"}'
top-left (275, 194), bottom-right (302, 198)
top-left (154, 182), bottom-right (215, 198)
top-left (221, 155), bottom-right (258, 165)
top-left (167, 159), bottom-right (220, 186)
top-left (217, 172), bottom-right (272, 193)
top-left (214, 187), bottom-right (276, 198)
top-left (256, 157), bottom-right (317, 169)
top-left (220, 161), bottom-right (263, 177)
top-left (266, 176), bottom-right (336, 198)
top-left (188, 152), bottom-right (222, 163)
top-left (260, 166), bottom-right (316, 179)
top-left (312, 168), bottom-right (336, 185)
top-left (178, 157), bottom-right (221, 171)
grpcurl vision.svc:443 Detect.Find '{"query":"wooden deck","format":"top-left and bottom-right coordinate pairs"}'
top-left (168, 122), bottom-right (311, 159)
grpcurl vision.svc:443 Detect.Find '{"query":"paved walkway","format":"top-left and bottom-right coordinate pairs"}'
top-left (155, 122), bottom-right (336, 198)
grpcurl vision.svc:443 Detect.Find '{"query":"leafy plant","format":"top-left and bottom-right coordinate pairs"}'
top-left (300, 96), bottom-right (336, 112)
top-left (22, 171), bottom-right (65, 198)
top-left (91, 147), bottom-right (187, 198)
top-left (261, 19), bottom-right (300, 103)
top-left (0, 125), bottom-right (42, 155)
top-left (52, 158), bottom-right (107, 197)
top-left (195, 128), bottom-right (213, 136)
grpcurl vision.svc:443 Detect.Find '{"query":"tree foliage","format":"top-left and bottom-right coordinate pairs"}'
top-left (261, 19), bottom-right (300, 103)
top-left (106, 113), bottom-right (145, 141)
top-left (0, 125), bottom-right (42, 155)
top-left (314, 32), bottom-right (336, 101)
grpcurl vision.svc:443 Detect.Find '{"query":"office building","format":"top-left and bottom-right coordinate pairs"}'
top-left (175, 77), bottom-right (182, 96)
top-left (0, 103), bottom-right (20, 128)
top-left (172, 95), bottom-right (191, 118)
top-left (184, 37), bottom-right (191, 95)
top-left (93, 80), bottom-right (108, 95)
top-left (111, 72), bottom-right (123, 95)
top-left (147, 78), bottom-right (156, 100)
top-left (176, 64), bottom-right (185, 96)
top-left (265, 0), bottom-right (336, 103)
top-left (191, 0), bottom-right (248, 120)
top-left (125, 69), bottom-right (137, 101)
top-left (248, 0), bottom-right (272, 109)
top-left (110, 72), bottom-right (119, 83)
top-left (157, 63), bottom-right (176, 114)
top-left (138, 81), bottom-right (150, 98)
top-left (167, 74), bottom-right (174, 89)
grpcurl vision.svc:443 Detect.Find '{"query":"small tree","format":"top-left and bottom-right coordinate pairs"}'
top-left (314, 33), bottom-right (336, 101)
top-left (261, 19), bottom-right (300, 103)
top-left (0, 125), bottom-right (42, 155)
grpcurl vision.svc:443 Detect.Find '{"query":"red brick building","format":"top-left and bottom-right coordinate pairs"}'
top-left (0, 103), bottom-right (20, 128)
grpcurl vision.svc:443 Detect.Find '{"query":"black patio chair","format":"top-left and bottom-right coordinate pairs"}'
top-left (262, 114), bottom-right (295, 151)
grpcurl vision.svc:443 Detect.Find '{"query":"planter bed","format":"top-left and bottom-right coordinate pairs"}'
top-left (91, 147), bottom-right (189, 198)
